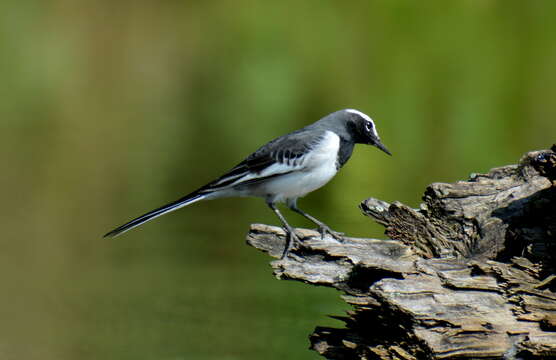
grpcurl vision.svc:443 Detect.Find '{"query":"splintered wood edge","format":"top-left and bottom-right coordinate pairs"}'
top-left (244, 147), bottom-right (556, 359)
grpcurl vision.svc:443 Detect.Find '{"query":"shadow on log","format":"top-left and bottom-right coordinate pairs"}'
top-left (246, 145), bottom-right (556, 359)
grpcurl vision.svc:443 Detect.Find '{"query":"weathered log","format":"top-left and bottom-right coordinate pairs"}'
top-left (246, 145), bottom-right (556, 359)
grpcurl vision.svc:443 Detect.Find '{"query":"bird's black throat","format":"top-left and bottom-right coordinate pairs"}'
top-left (336, 138), bottom-right (355, 169)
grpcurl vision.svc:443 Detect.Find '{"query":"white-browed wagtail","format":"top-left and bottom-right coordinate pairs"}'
top-left (104, 109), bottom-right (391, 258)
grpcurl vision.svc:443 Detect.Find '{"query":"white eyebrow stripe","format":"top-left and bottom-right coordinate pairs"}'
top-left (346, 109), bottom-right (372, 122)
top-left (346, 109), bottom-right (378, 137)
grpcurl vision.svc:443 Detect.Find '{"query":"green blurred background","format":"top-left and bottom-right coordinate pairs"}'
top-left (2, 1), bottom-right (556, 359)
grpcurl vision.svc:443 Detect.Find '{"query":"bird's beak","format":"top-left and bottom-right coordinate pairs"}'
top-left (374, 139), bottom-right (392, 156)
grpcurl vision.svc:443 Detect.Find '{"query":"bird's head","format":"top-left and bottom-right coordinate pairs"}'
top-left (342, 109), bottom-right (391, 156)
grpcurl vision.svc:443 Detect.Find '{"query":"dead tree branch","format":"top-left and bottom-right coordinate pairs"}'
top-left (247, 145), bottom-right (556, 359)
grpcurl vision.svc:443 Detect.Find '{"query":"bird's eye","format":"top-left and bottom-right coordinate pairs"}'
top-left (365, 122), bottom-right (372, 132)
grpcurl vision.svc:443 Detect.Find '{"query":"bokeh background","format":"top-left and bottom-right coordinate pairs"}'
top-left (2, 1), bottom-right (556, 359)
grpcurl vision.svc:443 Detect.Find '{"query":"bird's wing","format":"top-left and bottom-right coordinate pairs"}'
top-left (103, 128), bottom-right (326, 238)
top-left (200, 128), bottom-right (326, 192)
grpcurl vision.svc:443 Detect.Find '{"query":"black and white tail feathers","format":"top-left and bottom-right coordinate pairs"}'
top-left (103, 191), bottom-right (206, 238)
top-left (103, 124), bottom-right (331, 239)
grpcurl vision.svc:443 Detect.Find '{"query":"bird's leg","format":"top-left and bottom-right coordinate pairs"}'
top-left (267, 202), bottom-right (301, 259)
top-left (287, 199), bottom-right (344, 241)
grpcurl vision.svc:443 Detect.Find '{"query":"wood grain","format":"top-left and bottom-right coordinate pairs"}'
top-left (247, 145), bottom-right (556, 359)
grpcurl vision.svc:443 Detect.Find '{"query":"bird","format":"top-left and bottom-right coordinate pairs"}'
top-left (104, 109), bottom-right (391, 258)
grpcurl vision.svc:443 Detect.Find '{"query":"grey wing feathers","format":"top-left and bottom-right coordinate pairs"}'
top-left (103, 127), bottom-right (325, 238)
top-left (199, 128), bottom-right (325, 192)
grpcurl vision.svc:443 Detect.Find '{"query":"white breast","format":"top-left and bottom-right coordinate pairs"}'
top-left (260, 131), bottom-right (340, 202)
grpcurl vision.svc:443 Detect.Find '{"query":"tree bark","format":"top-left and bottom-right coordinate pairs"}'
top-left (246, 145), bottom-right (556, 359)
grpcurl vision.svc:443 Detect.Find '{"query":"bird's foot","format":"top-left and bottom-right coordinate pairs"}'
top-left (281, 229), bottom-right (302, 259)
top-left (317, 225), bottom-right (345, 242)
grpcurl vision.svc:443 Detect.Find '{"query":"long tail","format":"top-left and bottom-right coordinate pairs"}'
top-left (103, 191), bottom-right (206, 238)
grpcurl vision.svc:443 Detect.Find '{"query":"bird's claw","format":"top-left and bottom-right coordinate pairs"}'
top-left (281, 225), bottom-right (344, 258)
top-left (281, 229), bottom-right (301, 259)
top-left (317, 225), bottom-right (344, 242)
